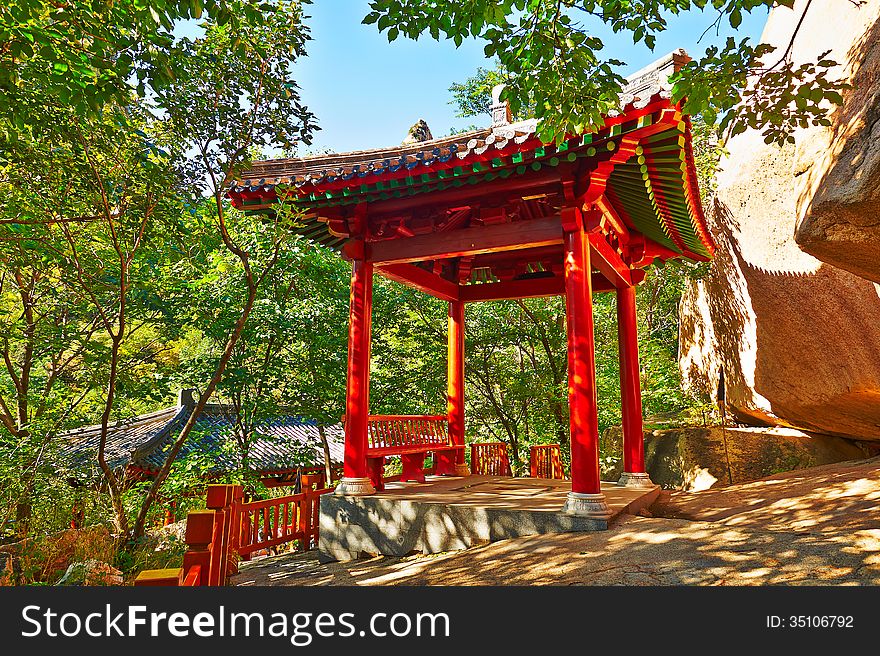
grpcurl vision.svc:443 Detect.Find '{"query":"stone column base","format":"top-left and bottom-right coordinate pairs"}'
top-left (561, 492), bottom-right (612, 519)
top-left (333, 477), bottom-right (376, 497)
top-left (616, 472), bottom-right (654, 488)
top-left (453, 463), bottom-right (471, 477)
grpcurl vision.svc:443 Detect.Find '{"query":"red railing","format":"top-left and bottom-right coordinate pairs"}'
top-left (236, 482), bottom-right (330, 559)
top-left (530, 444), bottom-right (564, 479)
top-left (135, 477), bottom-right (331, 587)
top-left (470, 442), bottom-right (512, 476)
top-left (182, 565), bottom-right (201, 586)
top-left (367, 415), bottom-right (449, 450)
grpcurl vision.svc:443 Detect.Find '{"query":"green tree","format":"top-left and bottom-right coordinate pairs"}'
top-left (124, 1), bottom-right (316, 538)
top-left (365, 0), bottom-right (847, 145)
top-left (0, 0), bottom-right (306, 134)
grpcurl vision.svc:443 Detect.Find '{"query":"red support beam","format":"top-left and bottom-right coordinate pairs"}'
top-left (367, 216), bottom-right (563, 266)
top-left (469, 244), bottom-right (562, 269)
top-left (339, 257), bottom-right (376, 495)
top-left (447, 300), bottom-right (467, 472)
top-left (595, 194), bottom-right (631, 247)
top-left (359, 170), bottom-right (564, 220)
top-left (459, 272), bottom-right (616, 303)
top-left (588, 231), bottom-right (633, 289)
top-left (563, 224), bottom-right (603, 498)
top-left (461, 275), bottom-right (564, 302)
top-left (376, 263), bottom-right (460, 302)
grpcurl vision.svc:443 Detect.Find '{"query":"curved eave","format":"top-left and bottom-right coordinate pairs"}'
top-left (229, 96), bottom-right (715, 263)
top-left (681, 114), bottom-right (716, 256)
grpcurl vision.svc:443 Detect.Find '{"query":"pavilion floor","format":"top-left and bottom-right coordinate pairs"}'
top-left (318, 474), bottom-right (659, 562)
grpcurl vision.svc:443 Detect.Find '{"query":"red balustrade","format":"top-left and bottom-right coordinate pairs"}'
top-left (530, 444), bottom-right (564, 479)
top-left (470, 442), bottom-right (512, 476)
top-left (236, 483), bottom-right (330, 559)
top-left (135, 478), bottom-right (331, 587)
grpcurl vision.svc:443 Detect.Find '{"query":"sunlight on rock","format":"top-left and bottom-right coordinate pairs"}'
top-left (740, 567), bottom-right (772, 580)
top-left (682, 467), bottom-right (718, 491)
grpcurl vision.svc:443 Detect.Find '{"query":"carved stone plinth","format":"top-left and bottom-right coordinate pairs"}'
top-left (616, 472), bottom-right (654, 489)
top-left (561, 492), bottom-right (613, 519)
top-left (333, 477), bottom-right (376, 497)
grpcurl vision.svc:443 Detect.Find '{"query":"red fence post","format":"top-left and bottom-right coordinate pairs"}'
top-left (206, 484), bottom-right (236, 586)
top-left (182, 510), bottom-right (215, 586)
top-left (226, 485), bottom-right (243, 575)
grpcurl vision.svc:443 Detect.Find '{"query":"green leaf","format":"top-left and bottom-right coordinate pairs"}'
top-left (730, 8), bottom-right (742, 29)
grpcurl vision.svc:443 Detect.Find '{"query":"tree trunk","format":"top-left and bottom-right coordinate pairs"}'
top-left (317, 423), bottom-right (332, 485)
top-left (131, 275), bottom-right (260, 540)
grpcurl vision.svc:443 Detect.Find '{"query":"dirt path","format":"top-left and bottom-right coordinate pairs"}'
top-left (232, 457), bottom-right (880, 586)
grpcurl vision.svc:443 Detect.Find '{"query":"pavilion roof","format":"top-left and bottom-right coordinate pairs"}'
top-left (56, 398), bottom-right (344, 480)
top-left (229, 49), bottom-right (714, 263)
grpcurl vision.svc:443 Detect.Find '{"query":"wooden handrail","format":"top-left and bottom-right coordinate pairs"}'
top-left (235, 486), bottom-right (332, 557)
top-left (368, 414), bottom-right (447, 421)
top-left (134, 481), bottom-right (331, 587)
top-left (182, 565), bottom-right (201, 586)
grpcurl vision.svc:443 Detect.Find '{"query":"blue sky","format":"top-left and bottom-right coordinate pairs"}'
top-left (292, 1), bottom-right (769, 154)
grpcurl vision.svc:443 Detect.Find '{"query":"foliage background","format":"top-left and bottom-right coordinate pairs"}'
top-left (1, 0), bottom-right (819, 582)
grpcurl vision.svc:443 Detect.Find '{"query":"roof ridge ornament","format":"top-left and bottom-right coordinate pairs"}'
top-left (491, 83), bottom-right (512, 128)
top-left (402, 119), bottom-right (434, 145)
top-left (615, 48), bottom-right (691, 113)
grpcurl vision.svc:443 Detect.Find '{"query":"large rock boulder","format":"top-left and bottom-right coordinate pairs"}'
top-left (603, 426), bottom-right (868, 491)
top-left (679, 1), bottom-right (880, 441)
top-left (792, 0), bottom-right (880, 283)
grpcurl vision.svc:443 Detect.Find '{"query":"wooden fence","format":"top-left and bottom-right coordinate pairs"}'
top-left (470, 442), bottom-right (512, 476)
top-left (529, 444), bottom-right (564, 479)
top-left (237, 479), bottom-right (330, 559)
top-left (135, 476), bottom-right (330, 587)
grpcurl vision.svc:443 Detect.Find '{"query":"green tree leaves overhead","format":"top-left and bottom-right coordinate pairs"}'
top-left (365, 0), bottom-right (848, 145)
top-left (0, 0), bottom-right (315, 142)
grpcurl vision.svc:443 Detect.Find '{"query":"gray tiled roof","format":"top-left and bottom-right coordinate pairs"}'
top-left (56, 402), bottom-right (344, 477)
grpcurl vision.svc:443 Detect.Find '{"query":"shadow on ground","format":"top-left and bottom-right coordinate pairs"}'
top-left (232, 457), bottom-right (880, 586)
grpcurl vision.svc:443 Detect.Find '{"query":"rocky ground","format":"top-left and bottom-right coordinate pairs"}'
top-left (232, 456), bottom-right (880, 586)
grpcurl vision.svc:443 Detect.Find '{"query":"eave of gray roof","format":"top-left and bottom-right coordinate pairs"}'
top-left (56, 402), bottom-right (344, 477)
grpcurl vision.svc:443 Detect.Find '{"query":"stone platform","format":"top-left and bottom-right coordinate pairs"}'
top-left (319, 475), bottom-right (660, 562)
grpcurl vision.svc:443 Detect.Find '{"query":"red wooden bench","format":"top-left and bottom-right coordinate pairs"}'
top-left (366, 415), bottom-right (464, 491)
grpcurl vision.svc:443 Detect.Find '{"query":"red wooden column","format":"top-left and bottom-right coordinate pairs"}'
top-left (616, 285), bottom-right (654, 488)
top-left (443, 300), bottom-right (470, 476)
top-left (561, 211), bottom-right (611, 519)
top-left (335, 256), bottom-right (376, 496)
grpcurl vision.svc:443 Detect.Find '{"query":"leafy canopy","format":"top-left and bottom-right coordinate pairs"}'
top-left (364, 0), bottom-right (848, 145)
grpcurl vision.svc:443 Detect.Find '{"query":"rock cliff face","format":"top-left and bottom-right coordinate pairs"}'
top-left (679, 0), bottom-right (880, 441)
top-left (794, 0), bottom-right (880, 283)
top-left (604, 426), bottom-right (868, 491)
